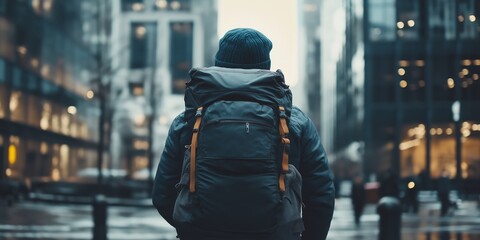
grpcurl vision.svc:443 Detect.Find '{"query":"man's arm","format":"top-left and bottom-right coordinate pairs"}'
top-left (152, 114), bottom-right (186, 227)
top-left (300, 117), bottom-right (335, 240)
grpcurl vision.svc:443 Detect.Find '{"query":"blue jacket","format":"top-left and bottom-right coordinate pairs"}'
top-left (152, 106), bottom-right (335, 240)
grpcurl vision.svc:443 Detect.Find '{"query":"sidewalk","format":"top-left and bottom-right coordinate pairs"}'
top-left (1, 197), bottom-right (479, 240)
top-left (0, 200), bottom-right (176, 240)
top-left (328, 198), bottom-right (480, 240)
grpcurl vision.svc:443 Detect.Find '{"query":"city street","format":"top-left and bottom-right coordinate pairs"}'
top-left (1, 198), bottom-right (479, 240)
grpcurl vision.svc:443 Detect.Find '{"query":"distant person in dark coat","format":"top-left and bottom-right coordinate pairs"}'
top-left (404, 175), bottom-right (419, 213)
top-left (351, 175), bottom-right (366, 226)
top-left (437, 170), bottom-right (452, 216)
top-left (379, 169), bottom-right (400, 199)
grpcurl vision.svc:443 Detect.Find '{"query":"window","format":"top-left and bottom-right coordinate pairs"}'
top-left (457, 0), bottom-right (478, 39)
top-left (372, 56), bottom-right (395, 102)
top-left (27, 94), bottom-right (40, 127)
top-left (10, 91), bottom-right (26, 123)
top-left (460, 57), bottom-right (480, 101)
top-left (397, 0), bottom-right (421, 40)
top-left (428, 0), bottom-right (456, 40)
top-left (368, 0), bottom-right (396, 41)
top-left (370, 110), bottom-right (396, 174)
top-left (129, 22), bottom-right (157, 69)
top-left (430, 122), bottom-right (456, 178)
top-left (432, 57), bottom-right (456, 101)
top-left (170, 22), bottom-right (193, 94)
top-left (400, 124), bottom-right (426, 178)
top-left (154, 0), bottom-right (190, 11)
top-left (0, 84), bottom-right (5, 118)
top-left (121, 0), bottom-right (144, 12)
top-left (462, 121), bottom-right (480, 179)
top-left (398, 59), bottom-right (426, 102)
top-left (0, 17), bottom-right (14, 60)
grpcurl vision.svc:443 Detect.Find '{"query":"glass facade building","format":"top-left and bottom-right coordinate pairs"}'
top-left (0, 0), bottom-right (104, 181)
top-left (365, 0), bottom-right (480, 184)
top-left (109, 0), bottom-right (217, 178)
top-left (320, 0), bottom-right (480, 191)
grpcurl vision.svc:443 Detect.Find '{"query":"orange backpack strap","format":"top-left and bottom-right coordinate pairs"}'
top-left (278, 106), bottom-right (290, 192)
top-left (190, 107), bottom-right (203, 192)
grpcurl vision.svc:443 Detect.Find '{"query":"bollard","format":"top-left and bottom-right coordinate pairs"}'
top-left (377, 196), bottom-right (401, 240)
top-left (92, 194), bottom-right (108, 240)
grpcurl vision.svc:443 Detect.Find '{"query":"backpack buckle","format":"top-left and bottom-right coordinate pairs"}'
top-left (195, 107), bottom-right (203, 117)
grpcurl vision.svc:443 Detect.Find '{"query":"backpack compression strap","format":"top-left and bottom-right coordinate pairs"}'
top-left (279, 106), bottom-right (290, 192)
top-left (190, 107), bottom-right (203, 192)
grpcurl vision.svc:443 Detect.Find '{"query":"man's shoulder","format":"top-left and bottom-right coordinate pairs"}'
top-left (289, 106), bottom-right (312, 135)
top-left (291, 106), bottom-right (311, 124)
top-left (170, 112), bottom-right (189, 132)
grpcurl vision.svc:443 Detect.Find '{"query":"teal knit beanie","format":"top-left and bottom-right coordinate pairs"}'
top-left (215, 28), bottom-right (272, 70)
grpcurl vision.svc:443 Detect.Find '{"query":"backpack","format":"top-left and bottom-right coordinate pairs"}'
top-left (173, 67), bottom-right (304, 239)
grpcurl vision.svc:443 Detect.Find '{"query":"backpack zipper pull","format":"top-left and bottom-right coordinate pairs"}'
top-left (245, 122), bottom-right (250, 133)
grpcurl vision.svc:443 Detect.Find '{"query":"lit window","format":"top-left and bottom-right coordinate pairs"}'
top-left (436, 128), bottom-right (443, 135)
top-left (407, 20), bottom-right (415, 27)
top-left (132, 3), bottom-right (144, 11)
top-left (30, 58), bottom-right (39, 68)
top-left (397, 21), bottom-right (405, 29)
top-left (156, 0), bottom-right (167, 9)
top-left (86, 90), bottom-right (95, 99)
top-left (9, 91), bottom-right (20, 112)
top-left (415, 60), bottom-right (425, 67)
top-left (17, 46), bottom-right (27, 55)
top-left (133, 140), bottom-right (149, 150)
top-left (469, 15), bottom-right (476, 22)
top-left (43, 0), bottom-right (53, 12)
top-left (170, 1), bottom-right (181, 10)
top-left (399, 80), bottom-right (408, 88)
top-left (134, 115), bottom-right (145, 126)
top-left (447, 78), bottom-right (455, 88)
top-left (52, 114), bottom-right (59, 132)
top-left (445, 128), bottom-right (453, 135)
top-left (462, 59), bottom-right (472, 66)
top-left (458, 15), bottom-right (465, 22)
top-left (418, 80), bottom-right (426, 87)
top-left (67, 106), bottom-right (77, 115)
top-left (399, 60), bottom-right (409, 67)
top-left (41, 142), bottom-right (49, 154)
top-left (398, 68), bottom-right (406, 76)
top-left (41, 64), bottom-right (50, 78)
top-left (135, 26), bottom-right (147, 39)
top-left (32, 0), bottom-right (41, 13)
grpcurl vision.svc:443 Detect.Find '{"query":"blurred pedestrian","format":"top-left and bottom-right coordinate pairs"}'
top-left (351, 175), bottom-right (366, 226)
top-left (437, 170), bottom-right (452, 216)
top-left (404, 175), bottom-right (419, 213)
top-left (379, 169), bottom-right (400, 199)
top-left (152, 28), bottom-right (335, 240)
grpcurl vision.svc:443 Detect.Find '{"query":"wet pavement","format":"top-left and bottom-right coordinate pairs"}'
top-left (330, 198), bottom-right (480, 240)
top-left (0, 198), bottom-right (479, 239)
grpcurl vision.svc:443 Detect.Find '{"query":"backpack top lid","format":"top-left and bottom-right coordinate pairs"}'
top-left (184, 66), bottom-right (293, 120)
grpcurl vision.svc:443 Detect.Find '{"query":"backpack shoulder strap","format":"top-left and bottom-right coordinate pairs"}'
top-left (279, 106), bottom-right (290, 192)
top-left (189, 107), bottom-right (203, 193)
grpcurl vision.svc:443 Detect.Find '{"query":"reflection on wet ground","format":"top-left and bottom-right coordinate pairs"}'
top-left (329, 198), bottom-right (480, 240)
top-left (0, 198), bottom-right (479, 239)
